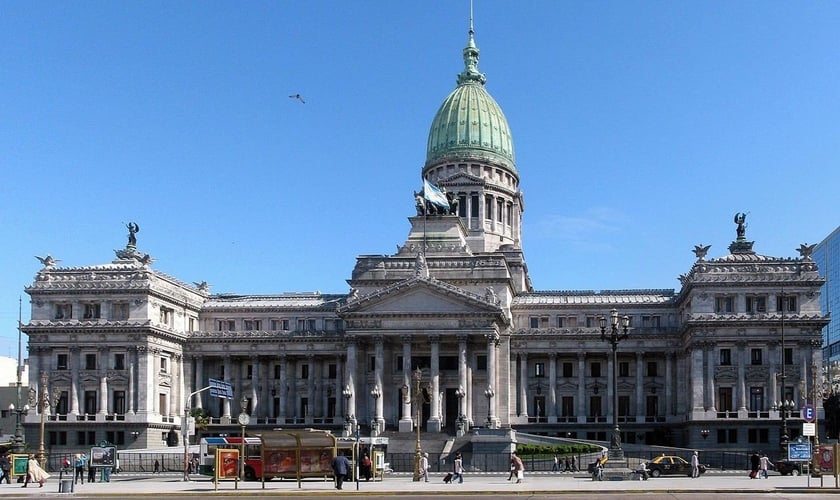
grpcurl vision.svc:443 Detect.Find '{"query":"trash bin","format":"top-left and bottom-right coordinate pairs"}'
top-left (59, 478), bottom-right (73, 493)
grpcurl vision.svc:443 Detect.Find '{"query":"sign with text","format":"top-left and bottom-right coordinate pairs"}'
top-left (209, 378), bottom-right (233, 399)
top-left (803, 422), bottom-right (816, 436)
top-left (215, 449), bottom-right (239, 480)
top-left (819, 445), bottom-right (834, 473)
top-left (90, 446), bottom-right (116, 467)
top-left (802, 404), bottom-right (816, 423)
top-left (788, 443), bottom-right (812, 461)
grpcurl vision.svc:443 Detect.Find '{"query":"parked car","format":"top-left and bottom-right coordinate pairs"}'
top-left (644, 455), bottom-right (707, 478)
top-left (774, 460), bottom-right (803, 476)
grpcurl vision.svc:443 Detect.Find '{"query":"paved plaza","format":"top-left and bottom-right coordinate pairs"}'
top-left (2, 470), bottom-right (840, 497)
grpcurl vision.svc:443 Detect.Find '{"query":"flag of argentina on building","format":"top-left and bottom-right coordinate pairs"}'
top-left (423, 179), bottom-right (450, 211)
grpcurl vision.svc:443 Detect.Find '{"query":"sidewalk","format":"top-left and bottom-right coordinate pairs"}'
top-left (2, 471), bottom-right (840, 496)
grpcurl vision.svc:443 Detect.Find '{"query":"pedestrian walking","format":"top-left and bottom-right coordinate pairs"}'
top-left (749, 452), bottom-right (760, 479)
top-left (0, 453), bottom-right (11, 484)
top-left (759, 453), bottom-right (773, 479)
top-left (154, 459), bottom-right (160, 474)
top-left (420, 452), bottom-right (430, 482)
top-left (22, 454), bottom-right (49, 488)
top-left (331, 451), bottom-right (351, 490)
top-left (551, 455), bottom-right (559, 472)
top-left (74, 453), bottom-right (87, 484)
top-left (691, 451), bottom-right (700, 478)
top-left (511, 452), bottom-right (525, 484)
top-left (452, 453), bottom-right (464, 484)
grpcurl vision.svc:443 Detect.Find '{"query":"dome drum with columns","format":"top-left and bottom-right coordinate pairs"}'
top-left (18, 16), bottom-right (829, 460)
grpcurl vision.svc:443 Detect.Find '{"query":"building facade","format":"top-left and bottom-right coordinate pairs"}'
top-left (816, 226), bottom-right (840, 363)
top-left (20, 23), bottom-right (829, 454)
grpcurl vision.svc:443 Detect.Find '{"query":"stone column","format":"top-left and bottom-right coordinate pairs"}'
top-left (577, 353), bottom-right (586, 422)
top-left (428, 335), bottom-right (441, 432)
top-left (278, 355), bottom-right (288, 420)
top-left (346, 338), bottom-right (358, 429)
top-left (222, 356), bottom-right (232, 419)
top-left (136, 346), bottom-right (150, 416)
top-left (706, 344), bottom-right (717, 412)
top-left (128, 357), bottom-right (135, 415)
top-left (665, 352), bottom-right (674, 416)
top-left (691, 345), bottom-right (705, 412)
top-left (70, 347), bottom-right (80, 415)
top-left (306, 354), bottom-right (314, 424)
top-left (635, 352), bottom-right (644, 419)
top-left (548, 353), bottom-right (557, 422)
top-left (399, 335), bottom-right (413, 432)
top-left (737, 342), bottom-right (747, 412)
top-left (486, 333), bottom-right (499, 427)
top-left (251, 356), bottom-right (260, 417)
top-left (373, 336), bottom-right (385, 433)
top-left (194, 356), bottom-right (204, 410)
top-left (519, 353), bottom-right (528, 417)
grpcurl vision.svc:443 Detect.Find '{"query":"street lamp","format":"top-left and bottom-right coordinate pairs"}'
top-left (779, 290), bottom-right (789, 448)
top-left (342, 384), bottom-right (353, 437)
top-left (236, 395), bottom-right (250, 487)
top-left (700, 428), bottom-right (710, 440)
top-left (598, 308), bottom-right (630, 461)
top-left (370, 385), bottom-right (382, 436)
top-left (412, 368), bottom-right (424, 482)
top-left (484, 386), bottom-right (495, 428)
top-left (29, 370), bottom-right (60, 468)
top-left (455, 386), bottom-right (466, 437)
top-left (8, 402), bottom-right (29, 453)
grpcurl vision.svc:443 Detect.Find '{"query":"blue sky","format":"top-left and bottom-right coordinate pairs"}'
top-left (1, 1), bottom-right (838, 358)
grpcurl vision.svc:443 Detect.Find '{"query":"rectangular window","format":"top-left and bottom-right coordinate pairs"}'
top-left (562, 362), bottom-right (573, 378)
top-left (274, 365), bottom-right (281, 379)
top-left (496, 199), bottom-right (504, 222)
top-left (561, 396), bottom-right (574, 417)
top-left (160, 357), bottom-right (168, 373)
top-left (750, 349), bottom-right (763, 365)
top-left (82, 304), bottom-right (102, 319)
top-left (618, 395), bottom-right (630, 416)
top-left (328, 363), bottom-right (337, 379)
top-left (534, 362), bottom-right (545, 378)
top-left (57, 353), bottom-right (68, 370)
top-left (78, 431), bottom-right (96, 446)
top-left (301, 364), bottom-right (309, 379)
top-left (159, 393), bottom-right (168, 415)
top-left (718, 387), bottom-right (733, 412)
top-left (720, 348), bottom-right (732, 366)
top-left (590, 362), bottom-right (601, 378)
top-left (476, 355), bottom-right (487, 371)
top-left (647, 361), bottom-right (658, 377)
top-left (748, 428), bottom-right (769, 444)
top-left (646, 395), bottom-right (659, 417)
top-left (529, 317), bottom-right (539, 328)
top-left (84, 390), bottom-right (97, 414)
top-left (641, 315), bottom-right (661, 328)
top-left (297, 319), bottom-right (306, 331)
top-left (484, 195), bottom-right (493, 220)
top-left (458, 195), bottom-right (467, 217)
top-left (246, 364), bottom-right (253, 379)
top-left (778, 295), bottom-right (797, 313)
top-left (106, 431), bottom-right (126, 446)
top-left (715, 296), bottom-right (734, 313)
top-left (112, 302), bottom-right (129, 320)
top-left (57, 391), bottom-right (68, 415)
top-left (619, 362), bottom-right (629, 377)
top-left (746, 296), bottom-right (767, 313)
top-left (244, 319), bottom-right (262, 330)
top-left (589, 396), bottom-right (602, 417)
top-left (114, 353), bottom-right (125, 370)
top-left (307, 319), bottom-right (317, 331)
top-left (783, 347), bottom-right (794, 365)
top-left (585, 316), bottom-right (597, 328)
top-left (506, 204), bottom-right (513, 226)
top-left (55, 304), bottom-right (72, 320)
top-left (85, 354), bottom-right (96, 370)
top-left (113, 391), bottom-right (126, 414)
top-left (159, 307), bottom-right (174, 327)
top-left (470, 195), bottom-right (479, 218)
top-left (188, 317), bottom-right (196, 331)
top-left (749, 386), bottom-right (764, 411)
top-left (49, 431), bottom-right (67, 446)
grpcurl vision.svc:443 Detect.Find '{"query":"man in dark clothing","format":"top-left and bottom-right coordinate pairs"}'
top-left (0, 453), bottom-right (11, 484)
top-left (331, 452), bottom-right (351, 490)
top-left (749, 452), bottom-right (760, 478)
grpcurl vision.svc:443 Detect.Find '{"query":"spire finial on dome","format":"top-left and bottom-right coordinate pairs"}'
top-left (457, 0), bottom-right (486, 86)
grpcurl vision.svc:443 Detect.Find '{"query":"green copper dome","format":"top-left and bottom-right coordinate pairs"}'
top-left (425, 26), bottom-right (515, 171)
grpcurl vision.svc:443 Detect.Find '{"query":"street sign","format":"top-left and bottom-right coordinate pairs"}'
top-left (803, 422), bottom-right (816, 436)
top-left (802, 404), bottom-right (816, 423)
top-left (209, 378), bottom-right (233, 399)
top-left (788, 443), bottom-right (812, 461)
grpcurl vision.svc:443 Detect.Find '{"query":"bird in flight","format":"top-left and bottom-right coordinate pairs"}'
top-left (289, 94), bottom-right (305, 104)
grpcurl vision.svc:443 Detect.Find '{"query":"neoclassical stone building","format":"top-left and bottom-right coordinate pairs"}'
top-left (21, 23), bottom-right (828, 454)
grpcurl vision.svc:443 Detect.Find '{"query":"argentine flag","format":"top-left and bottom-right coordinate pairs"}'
top-left (423, 179), bottom-right (450, 211)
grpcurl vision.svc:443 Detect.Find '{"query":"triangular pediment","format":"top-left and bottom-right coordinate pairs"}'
top-left (339, 276), bottom-right (502, 318)
top-left (440, 171), bottom-right (485, 186)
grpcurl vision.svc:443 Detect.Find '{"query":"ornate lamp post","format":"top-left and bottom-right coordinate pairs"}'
top-left (342, 384), bottom-right (353, 437)
top-left (598, 308), bottom-right (630, 461)
top-left (236, 396), bottom-right (250, 486)
top-left (779, 290), bottom-right (790, 448)
top-left (700, 428), bottom-right (710, 440)
top-left (484, 386), bottom-right (495, 428)
top-left (8, 402), bottom-right (29, 453)
top-left (455, 385), bottom-right (466, 437)
top-left (29, 370), bottom-right (60, 468)
top-left (370, 385), bottom-right (382, 436)
top-left (412, 368), bottom-right (423, 482)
